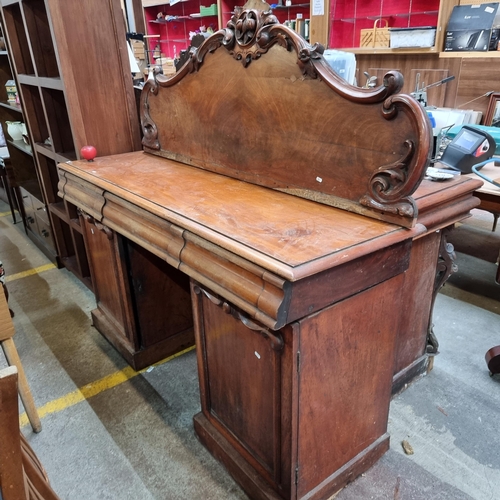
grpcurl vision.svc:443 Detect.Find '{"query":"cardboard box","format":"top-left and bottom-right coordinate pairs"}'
top-left (130, 39), bottom-right (145, 59)
top-left (444, 3), bottom-right (500, 52)
top-left (156, 57), bottom-right (176, 76)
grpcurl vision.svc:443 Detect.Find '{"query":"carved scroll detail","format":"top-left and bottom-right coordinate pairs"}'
top-left (141, 69), bottom-right (160, 150)
top-left (79, 210), bottom-right (114, 240)
top-left (194, 285), bottom-right (284, 351)
top-left (359, 93), bottom-right (431, 221)
top-left (139, 1), bottom-right (430, 226)
top-left (360, 141), bottom-right (418, 218)
top-left (427, 227), bottom-right (457, 354)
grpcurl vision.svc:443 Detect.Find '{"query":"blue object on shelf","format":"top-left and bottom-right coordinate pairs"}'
top-left (427, 111), bottom-right (436, 128)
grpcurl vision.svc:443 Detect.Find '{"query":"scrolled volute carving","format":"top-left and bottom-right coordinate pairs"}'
top-left (360, 140), bottom-right (417, 218)
top-left (359, 92), bottom-right (431, 221)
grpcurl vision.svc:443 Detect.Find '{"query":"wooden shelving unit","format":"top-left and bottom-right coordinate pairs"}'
top-left (142, 0), bottom-right (312, 62)
top-left (0, 0), bottom-right (142, 288)
top-left (329, 0), bottom-right (441, 51)
top-left (0, 18), bottom-right (49, 251)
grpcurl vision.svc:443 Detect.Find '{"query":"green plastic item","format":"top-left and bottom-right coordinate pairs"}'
top-left (446, 124), bottom-right (500, 155)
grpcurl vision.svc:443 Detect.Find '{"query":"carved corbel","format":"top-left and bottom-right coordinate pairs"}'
top-left (193, 285), bottom-right (284, 351)
top-left (427, 227), bottom-right (457, 354)
top-left (78, 209), bottom-right (114, 240)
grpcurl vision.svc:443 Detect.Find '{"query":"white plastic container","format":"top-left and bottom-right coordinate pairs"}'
top-left (322, 50), bottom-right (356, 85)
top-left (389, 27), bottom-right (437, 48)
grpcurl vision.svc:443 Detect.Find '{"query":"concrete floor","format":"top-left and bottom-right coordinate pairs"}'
top-left (1, 199), bottom-right (499, 500)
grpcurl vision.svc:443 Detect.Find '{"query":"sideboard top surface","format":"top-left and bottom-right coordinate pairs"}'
top-left (60, 151), bottom-right (420, 275)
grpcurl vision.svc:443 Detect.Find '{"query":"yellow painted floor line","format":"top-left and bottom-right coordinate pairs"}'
top-left (5, 263), bottom-right (57, 283)
top-left (19, 345), bottom-right (196, 428)
top-left (0, 211), bottom-right (12, 217)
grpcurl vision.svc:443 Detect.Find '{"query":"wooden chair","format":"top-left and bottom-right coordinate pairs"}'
top-left (0, 291), bottom-right (41, 433)
top-left (0, 366), bottom-right (60, 500)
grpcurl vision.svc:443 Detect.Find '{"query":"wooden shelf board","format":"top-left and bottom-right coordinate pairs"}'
top-left (7, 139), bottom-right (32, 156)
top-left (17, 74), bottom-right (63, 90)
top-left (56, 151), bottom-right (77, 163)
top-left (34, 143), bottom-right (56, 159)
top-left (0, 100), bottom-right (22, 113)
top-left (336, 11), bottom-right (438, 23)
top-left (19, 179), bottom-right (42, 200)
top-left (439, 51), bottom-right (500, 59)
top-left (273, 3), bottom-right (310, 9)
top-left (70, 218), bottom-right (82, 233)
top-left (1, 0), bottom-right (22, 7)
top-left (48, 201), bottom-right (69, 223)
top-left (344, 46), bottom-right (439, 55)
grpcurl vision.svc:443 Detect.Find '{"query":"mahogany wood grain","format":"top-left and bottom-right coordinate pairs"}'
top-left (393, 232), bottom-right (441, 378)
top-left (59, 153), bottom-right (419, 276)
top-left (58, 152), bottom-right (425, 332)
top-left (54, 7), bottom-right (484, 497)
top-left (126, 239), bottom-right (193, 348)
top-left (82, 216), bottom-right (137, 347)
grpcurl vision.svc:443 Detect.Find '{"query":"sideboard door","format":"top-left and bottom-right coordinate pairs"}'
top-left (81, 215), bottom-right (194, 370)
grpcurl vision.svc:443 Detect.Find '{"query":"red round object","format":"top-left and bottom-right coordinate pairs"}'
top-left (80, 145), bottom-right (97, 161)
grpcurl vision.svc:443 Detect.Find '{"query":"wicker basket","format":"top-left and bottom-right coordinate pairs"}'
top-left (360, 19), bottom-right (390, 48)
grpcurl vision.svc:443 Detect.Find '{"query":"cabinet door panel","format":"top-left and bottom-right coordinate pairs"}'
top-left (82, 217), bottom-right (136, 346)
top-left (193, 285), bottom-right (294, 495)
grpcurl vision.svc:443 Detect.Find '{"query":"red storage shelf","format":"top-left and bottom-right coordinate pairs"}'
top-left (144, 1), bottom-right (219, 60)
top-left (329, 0), bottom-right (439, 49)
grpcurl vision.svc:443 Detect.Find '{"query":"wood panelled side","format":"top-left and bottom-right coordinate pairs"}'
top-left (455, 58), bottom-right (500, 113)
top-left (81, 218), bottom-right (137, 346)
top-left (296, 273), bottom-right (405, 498)
top-left (393, 231), bottom-right (441, 376)
top-left (192, 284), bottom-right (294, 496)
top-left (45, 0), bottom-right (141, 155)
top-left (309, 1), bottom-right (330, 47)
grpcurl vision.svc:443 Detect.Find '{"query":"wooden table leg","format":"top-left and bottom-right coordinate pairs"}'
top-left (1, 338), bottom-right (42, 433)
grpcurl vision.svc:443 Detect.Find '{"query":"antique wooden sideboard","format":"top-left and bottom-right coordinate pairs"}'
top-left (57, 2), bottom-right (482, 498)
